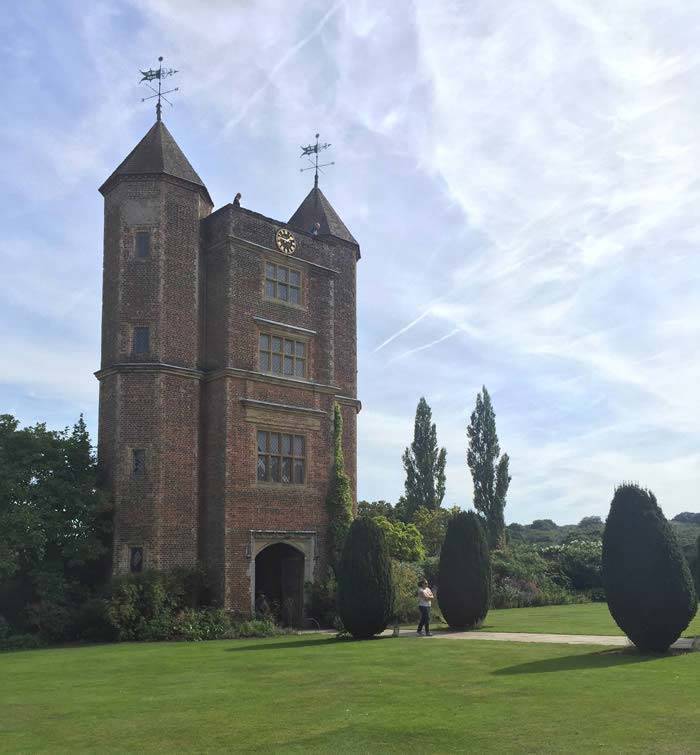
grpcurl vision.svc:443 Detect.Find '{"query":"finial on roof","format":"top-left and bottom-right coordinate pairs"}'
top-left (300, 132), bottom-right (334, 188)
top-left (140, 55), bottom-right (179, 122)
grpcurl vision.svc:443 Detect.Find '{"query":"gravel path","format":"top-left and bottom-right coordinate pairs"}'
top-left (394, 629), bottom-right (697, 650)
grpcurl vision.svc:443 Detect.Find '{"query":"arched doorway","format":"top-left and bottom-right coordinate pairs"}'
top-left (254, 543), bottom-right (304, 627)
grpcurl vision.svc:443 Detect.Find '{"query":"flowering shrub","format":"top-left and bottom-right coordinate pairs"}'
top-left (490, 544), bottom-right (587, 608)
top-left (232, 619), bottom-right (280, 638)
top-left (492, 577), bottom-right (539, 608)
top-left (171, 609), bottom-right (230, 641)
top-left (540, 540), bottom-right (603, 591)
top-left (491, 576), bottom-right (577, 608)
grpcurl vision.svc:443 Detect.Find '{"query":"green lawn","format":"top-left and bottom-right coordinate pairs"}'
top-left (419, 602), bottom-right (700, 637)
top-left (478, 603), bottom-right (700, 636)
top-left (1, 634), bottom-right (699, 753)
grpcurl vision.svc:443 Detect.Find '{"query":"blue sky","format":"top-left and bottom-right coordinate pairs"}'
top-left (2, 1), bottom-right (699, 525)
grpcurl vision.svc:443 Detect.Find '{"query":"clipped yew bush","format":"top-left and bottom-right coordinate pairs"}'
top-left (603, 484), bottom-right (697, 652)
top-left (337, 517), bottom-right (394, 638)
top-left (438, 511), bottom-right (491, 628)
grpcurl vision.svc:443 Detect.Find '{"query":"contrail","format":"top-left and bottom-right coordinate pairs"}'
top-left (373, 307), bottom-right (434, 352)
top-left (225, 1), bottom-right (345, 131)
top-left (387, 328), bottom-right (462, 364)
top-left (374, 199), bottom-right (565, 352)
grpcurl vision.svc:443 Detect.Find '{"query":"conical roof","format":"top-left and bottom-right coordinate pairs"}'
top-left (99, 120), bottom-right (211, 204)
top-left (288, 185), bottom-right (357, 245)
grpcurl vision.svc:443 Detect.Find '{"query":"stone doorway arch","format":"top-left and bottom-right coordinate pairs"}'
top-left (249, 530), bottom-right (317, 626)
top-left (254, 542), bottom-right (304, 627)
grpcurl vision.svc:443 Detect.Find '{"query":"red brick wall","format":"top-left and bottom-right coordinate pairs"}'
top-left (99, 174), bottom-right (358, 615)
top-left (99, 175), bottom-right (211, 574)
top-left (200, 206), bottom-right (359, 612)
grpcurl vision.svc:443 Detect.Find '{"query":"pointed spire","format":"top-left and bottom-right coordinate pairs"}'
top-left (288, 185), bottom-right (357, 245)
top-left (99, 120), bottom-right (211, 205)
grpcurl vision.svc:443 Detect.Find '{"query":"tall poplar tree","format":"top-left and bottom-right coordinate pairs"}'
top-left (401, 397), bottom-right (447, 520)
top-left (466, 387), bottom-right (510, 550)
top-left (326, 403), bottom-right (354, 571)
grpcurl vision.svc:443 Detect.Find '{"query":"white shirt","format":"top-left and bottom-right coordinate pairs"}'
top-left (418, 587), bottom-right (434, 607)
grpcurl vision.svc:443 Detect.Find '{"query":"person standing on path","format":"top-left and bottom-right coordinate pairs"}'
top-left (417, 578), bottom-right (434, 636)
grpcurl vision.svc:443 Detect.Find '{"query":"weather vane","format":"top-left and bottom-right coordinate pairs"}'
top-left (139, 56), bottom-right (179, 121)
top-left (300, 133), bottom-right (334, 188)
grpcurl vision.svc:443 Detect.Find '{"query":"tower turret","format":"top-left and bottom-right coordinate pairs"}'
top-left (96, 120), bottom-right (212, 574)
top-left (288, 185), bottom-right (357, 247)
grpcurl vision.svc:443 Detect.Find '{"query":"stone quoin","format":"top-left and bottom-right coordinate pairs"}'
top-left (96, 119), bottom-right (360, 622)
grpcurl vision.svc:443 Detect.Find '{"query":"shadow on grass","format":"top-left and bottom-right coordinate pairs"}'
top-left (224, 635), bottom-right (392, 653)
top-left (494, 647), bottom-right (677, 675)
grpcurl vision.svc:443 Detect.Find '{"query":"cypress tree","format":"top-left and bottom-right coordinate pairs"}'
top-left (401, 397), bottom-right (447, 520)
top-left (602, 484), bottom-right (697, 652)
top-left (326, 403), bottom-right (353, 571)
top-left (437, 511), bottom-right (491, 629)
top-left (467, 387), bottom-right (510, 550)
top-left (337, 517), bottom-right (394, 638)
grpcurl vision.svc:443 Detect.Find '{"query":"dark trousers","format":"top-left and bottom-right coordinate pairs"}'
top-left (417, 605), bottom-right (430, 634)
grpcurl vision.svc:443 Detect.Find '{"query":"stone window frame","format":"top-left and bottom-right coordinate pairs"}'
top-left (131, 448), bottom-right (146, 479)
top-left (129, 225), bottom-right (156, 261)
top-left (262, 259), bottom-right (304, 308)
top-left (134, 230), bottom-right (151, 259)
top-left (129, 545), bottom-right (144, 573)
top-left (132, 325), bottom-right (150, 356)
top-left (258, 331), bottom-right (308, 379)
top-left (255, 428), bottom-right (307, 486)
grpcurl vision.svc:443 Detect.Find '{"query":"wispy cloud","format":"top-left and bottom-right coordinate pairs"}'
top-left (2, 1), bottom-right (699, 524)
top-left (224, 1), bottom-right (346, 131)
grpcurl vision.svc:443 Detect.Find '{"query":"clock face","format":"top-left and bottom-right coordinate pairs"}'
top-left (276, 228), bottom-right (297, 255)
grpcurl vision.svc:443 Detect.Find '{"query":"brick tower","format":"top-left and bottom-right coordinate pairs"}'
top-left (97, 119), bottom-right (360, 621)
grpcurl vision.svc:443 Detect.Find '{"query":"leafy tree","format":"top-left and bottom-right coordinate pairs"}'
top-left (602, 484), bottom-right (697, 652)
top-left (575, 516), bottom-right (604, 539)
top-left (357, 500), bottom-right (396, 520)
top-left (413, 506), bottom-right (460, 556)
top-left (0, 414), bottom-right (111, 639)
top-left (541, 540), bottom-right (603, 591)
top-left (505, 523), bottom-right (525, 544)
top-left (373, 516), bottom-right (425, 562)
top-left (401, 398), bottom-right (447, 520)
top-left (337, 517), bottom-right (394, 638)
top-left (578, 515), bottom-right (603, 528)
top-left (391, 560), bottom-right (422, 624)
top-left (325, 404), bottom-right (354, 571)
top-left (467, 387), bottom-right (510, 549)
top-left (437, 511), bottom-right (490, 629)
top-left (530, 519), bottom-right (558, 531)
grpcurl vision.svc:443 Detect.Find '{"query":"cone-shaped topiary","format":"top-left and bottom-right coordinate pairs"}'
top-left (437, 510), bottom-right (491, 629)
top-left (337, 516), bottom-right (394, 638)
top-left (602, 483), bottom-right (697, 652)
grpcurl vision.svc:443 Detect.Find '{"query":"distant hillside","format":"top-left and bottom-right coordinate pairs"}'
top-left (673, 512), bottom-right (700, 525)
top-left (507, 516), bottom-right (604, 545)
top-left (508, 515), bottom-right (700, 562)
